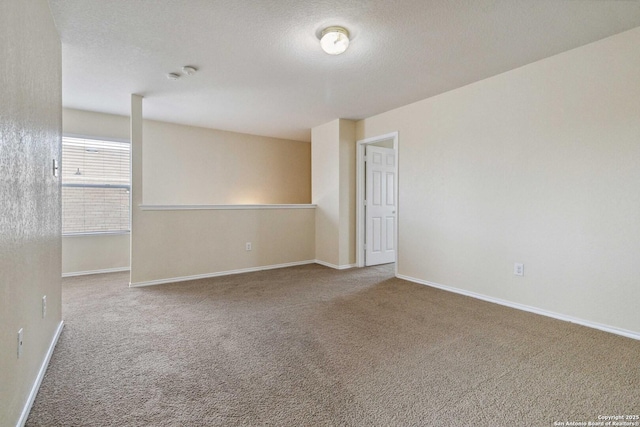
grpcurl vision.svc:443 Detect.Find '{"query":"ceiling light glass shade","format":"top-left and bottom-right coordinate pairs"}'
top-left (320, 26), bottom-right (350, 55)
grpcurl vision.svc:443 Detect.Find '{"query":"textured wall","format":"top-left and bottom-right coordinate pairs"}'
top-left (63, 108), bottom-right (130, 141)
top-left (338, 119), bottom-right (356, 266)
top-left (130, 208), bottom-right (316, 285)
top-left (311, 119), bottom-right (356, 268)
top-left (142, 119), bottom-right (311, 205)
top-left (312, 120), bottom-right (341, 267)
top-left (62, 109), bottom-right (312, 206)
top-left (0, 0), bottom-right (62, 425)
top-left (63, 234), bottom-right (130, 275)
top-left (356, 27), bottom-right (640, 335)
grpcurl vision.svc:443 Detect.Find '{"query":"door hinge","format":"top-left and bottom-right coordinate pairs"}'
top-left (364, 199), bottom-right (367, 206)
top-left (364, 155), bottom-right (367, 162)
top-left (363, 244), bottom-right (366, 250)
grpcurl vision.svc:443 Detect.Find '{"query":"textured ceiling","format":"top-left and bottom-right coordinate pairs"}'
top-left (49, 0), bottom-right (640, 142)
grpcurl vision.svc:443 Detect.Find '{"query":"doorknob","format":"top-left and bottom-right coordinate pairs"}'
top-left (392, 211), bottom-right (396, 214)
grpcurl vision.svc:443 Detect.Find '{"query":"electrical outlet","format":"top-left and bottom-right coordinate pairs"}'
top-left (245, 242), bottom-right (252, 251)
top-left (42, 295), bottom-right (47, 319)
top-left (17, 328), bottom-right (23, 358)
top-left (514, 263), bottom-right (524, 276)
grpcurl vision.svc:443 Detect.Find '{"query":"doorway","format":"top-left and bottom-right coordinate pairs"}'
top-left (356, 132), bottom-right (399, 270)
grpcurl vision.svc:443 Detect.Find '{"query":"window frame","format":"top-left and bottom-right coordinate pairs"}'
top-left (61, 134), bottom-right (132, 236)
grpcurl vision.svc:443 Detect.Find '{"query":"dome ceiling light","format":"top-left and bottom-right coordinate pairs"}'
top-left (320, 26), bottom-right (350, 55)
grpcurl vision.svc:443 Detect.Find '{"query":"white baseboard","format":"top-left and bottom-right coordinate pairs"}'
top-left (129, 260), bottom-right (316, 287)
top-left (397, 274), bottom-right (640, 341)
top-left (314, 260), bottom-right (356, 270)
top-left (17, 320), bottom-right (64, 427)
top-left (62, 267), bottom-right (130, 277)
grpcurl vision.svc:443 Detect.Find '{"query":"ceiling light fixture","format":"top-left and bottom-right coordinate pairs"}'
top-left (167, 72), bottom-right (180, 80)
top-left (320, 26), bottom-right (350, 55)
top-left (182, 66), bottom-right (197, 75)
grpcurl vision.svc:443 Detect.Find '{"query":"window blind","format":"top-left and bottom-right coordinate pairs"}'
top-left (62, 137), bottom-right (131, 234)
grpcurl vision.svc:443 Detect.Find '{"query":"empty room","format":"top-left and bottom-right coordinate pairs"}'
top-left (1, 1), bottom-right (639, 426)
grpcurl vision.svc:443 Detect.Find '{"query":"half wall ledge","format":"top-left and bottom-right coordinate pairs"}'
top-left (139, 204), bottom-right (317, 211)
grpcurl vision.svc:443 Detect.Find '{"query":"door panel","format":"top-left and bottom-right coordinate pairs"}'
top-left (372, 217), bottom-right (381, 251)
top-left (365, 145), bottom-right (396, 266)
top-left (386, 173), bottom-right (394, 205)
top-left (373, 171), bottom-right (382, 205)
top-left (386, 216), bottom-right (394, 250)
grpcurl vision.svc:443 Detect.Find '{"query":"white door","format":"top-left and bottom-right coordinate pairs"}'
top-left (365, 145), bottom-right (396, 266)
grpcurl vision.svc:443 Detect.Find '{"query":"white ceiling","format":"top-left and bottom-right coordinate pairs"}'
top-left (49, 0), bottom-right (640, 142)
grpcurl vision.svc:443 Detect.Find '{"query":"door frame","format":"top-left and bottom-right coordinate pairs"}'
top-left (356, 131), bottom-right (399, 270)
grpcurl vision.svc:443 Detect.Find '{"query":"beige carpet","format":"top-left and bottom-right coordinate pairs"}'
top-left (27, 264), bottom-right (639, 426)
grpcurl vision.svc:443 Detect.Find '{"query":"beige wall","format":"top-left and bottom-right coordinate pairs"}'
top-left (130, 208), bottom-right (316, 285)
top-left (312, 120), bottom-right (340, 266)
top-left (143, 120), bottom-right (311, 205)
top-left (356, 27), bottom-right (640, 335)
top-left (63, 108), bottom-right (130, 141)
top-left (64, 108), bottom-right (311, 206)
top-left (338, 120), bottom-right (356, 266)
top-left (130, 98), bottom-right (315, 285)
top-left (62, 234), bottom-right (130, 275)
top-left (62, 109), bottom-right (131, 275)
top-left (311, 119), bottom-right (356, 268)
top-left (0, 1), bottom-right (62, 425)
top-left (62, 109), bottom-right (312, 275)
